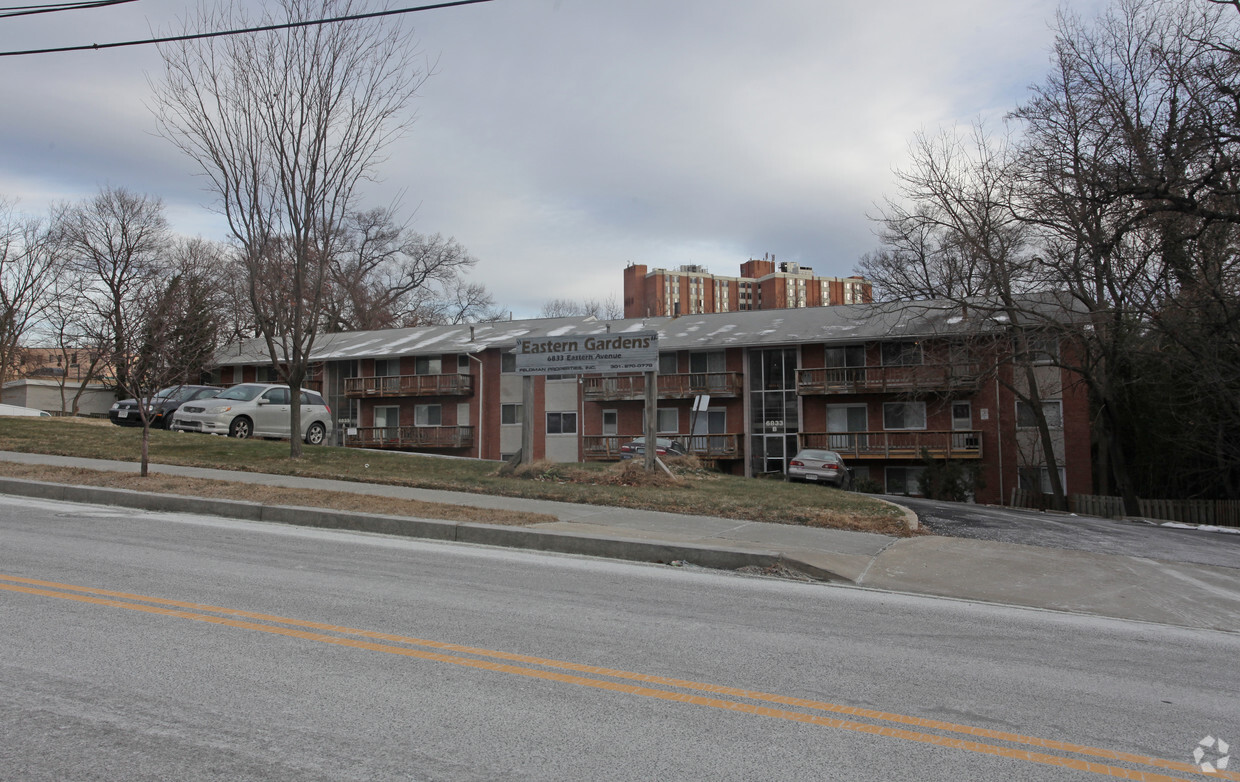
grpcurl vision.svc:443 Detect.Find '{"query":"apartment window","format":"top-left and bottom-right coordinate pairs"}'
top-left (689, 351), bottom-right (725, 374)
top-left (374, 359), bottom-right (397, 377)
top-left (885, 466), bottom-right (925, 496)
top-left (546, 411), bottom-right (577, 435)
top-left (602, 409), bottom-right (618, 436)
top-left (658, 352), bottom-right (678, 375)
top-left (414, 356), bottom-right (441, 375)
top-left (501, 353), bottom-right (516, 373)
top-left (414, 404), bottom-right (441, 426)
top-left (1019, 466), bottom-right (1067, 494)
top-left (1019, 332), bottom-right (1060, 365)
top-left (881, 342), bottom-right (922, 366)
top-left (374, 406), bottom-right (399, 437)
top-left (883, 401), bottom-right (926, 430)
top-left (458, 355), bottom-right (470, 372)
top-left (1016, 400), bottom-right (1063, 429)
top-left (657, 408), bottom-right (679, 433)
top-left (501, 404), bottom-right (522, 425)
top-left (825, 344), bottom-right (865, 368)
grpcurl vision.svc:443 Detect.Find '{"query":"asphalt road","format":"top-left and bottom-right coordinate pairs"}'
top-left (2, 496), bottom-right (1237, 781)
top-left (888, 495), bottom-right (1240, 570)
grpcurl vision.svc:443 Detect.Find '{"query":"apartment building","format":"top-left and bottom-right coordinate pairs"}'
top-left (214, 300), bottom-right (1090, 506)
top-left (622, 256), bottom-right (872, 318)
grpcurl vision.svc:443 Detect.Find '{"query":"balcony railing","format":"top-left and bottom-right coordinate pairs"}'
top-left (798, 430), bottom-right (982, 460)
top-left (582, 434), bottom-right (743, 461)
top-left (344, 425), bottom-right (475, 450)
top-left (581, 372), bottom-right (744, 401)
top-left (796, 364), bottom-right (982, 395)
top-left (344, 373), bottom-right (474, 398)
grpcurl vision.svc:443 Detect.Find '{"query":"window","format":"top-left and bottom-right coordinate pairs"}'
top-left (825, 344), bottom-right (865, 368)
top-left (951, 401), bottom-right (972, 431)
top-left (374, 359), bottom-right (397, 377)
top-left (658, 352), bottom-right (678, 375)
top-left (880, 342), bottom-right (922, 366)
top-left (458, 355), bottom-right (470, 371)
top-left (689, 351), bottom-right (725, 374)
top-left (885, 466), bottom-right (925, 496)
top-left (657, 408), bottom-right (679, 433)
top-left (262, 387), bottom-right (289, 404)
top-left (1016, 400), bottom-right (1063, 429)
top-left (1019, 466), bottom-right (1067, 494)
top-left (1018, 332), bottom-right (1060, 364)
top-left (415, 356), bottom-right (441, 375)
top-left (501, 353), bottom-right (516, 373)
top-left (546, 411), bottom-right (577, 435)
top-left (374, 406), bottom-right (399, 437)
top-left (414, 404), bottom-right (441, 426)
top-left (602, 410), bottom-right (618, 436)
top-left (501, 404), bottom-right (522, 425)
top-left (883, 401), bottom-right (926, 430)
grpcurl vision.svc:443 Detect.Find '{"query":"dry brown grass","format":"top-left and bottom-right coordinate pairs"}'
top-left (0, 462), bottom-right (556, 526)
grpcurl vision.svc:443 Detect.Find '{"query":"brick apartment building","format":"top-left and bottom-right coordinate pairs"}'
top-left (214, 299), bottom-right (1091, 506)
top-left (623, 256), bottom-right (872, 318)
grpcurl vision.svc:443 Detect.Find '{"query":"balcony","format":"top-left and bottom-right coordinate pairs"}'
top-left (581, 372), bottom-right (744, 401)
top-left (796, 364), bottom-right (982, 395)
top-left (582, 434), bottom-right (743, 461)
top-left (344, 373), bottom-right (474, 398)
top-left (798, 430), bottom-right (982, 460)
top-left (344, 425), bottom-right (475, 450)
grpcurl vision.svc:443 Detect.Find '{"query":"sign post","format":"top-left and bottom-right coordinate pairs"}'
top-left (512, 330), bottom-right (659, 468)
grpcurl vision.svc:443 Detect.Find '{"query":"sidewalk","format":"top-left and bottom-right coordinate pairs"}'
top-left (2, 451), bottom-right (1238, 633)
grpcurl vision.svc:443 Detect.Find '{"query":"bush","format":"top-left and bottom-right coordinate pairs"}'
top-left (852, 477), bottom-right (884, 494)
top-left (917, 450), bottom-right (985, 502)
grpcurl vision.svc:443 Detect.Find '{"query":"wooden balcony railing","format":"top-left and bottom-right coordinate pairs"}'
top-left (796, 364), bottom-right (982, 395)
top-left (798, 430), bottom-right (982, 460)
top-left (344, 373), bottom-right (474, 398)
top-left (582, 434), bottom-right (743, 461)
top-left (344, 425), bottom-right (475, 450)
top-left (581, 372), bottom-right (744, 401)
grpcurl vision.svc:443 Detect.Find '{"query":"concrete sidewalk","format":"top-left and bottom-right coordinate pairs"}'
top-left (2, 451), bottom-right (1237, 633)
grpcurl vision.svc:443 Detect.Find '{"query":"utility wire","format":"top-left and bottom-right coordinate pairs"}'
top-left (0, 0), bottom-right (135, 20)
top-left (0, 0), bottom-right (494, 56)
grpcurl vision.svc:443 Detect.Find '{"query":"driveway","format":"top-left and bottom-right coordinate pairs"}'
top-left (887, 495), bottom-right (1240, 570)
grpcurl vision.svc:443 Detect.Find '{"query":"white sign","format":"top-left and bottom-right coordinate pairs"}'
top-left (514, 330), bottom-right (659, 375)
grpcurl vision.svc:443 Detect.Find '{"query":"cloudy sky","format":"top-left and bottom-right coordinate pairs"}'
top-left (1, 0), bottom-right (1108, 318)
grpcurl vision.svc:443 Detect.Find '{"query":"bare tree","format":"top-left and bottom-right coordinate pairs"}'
top-left (322, 207), bottom-right (495, 330)
top-left (538, 296), bottom-right (623, 320)
top-left (152, 0), bottom-right (427, 457)
top-left (53, 186), bottom-right (171, 398)
top-left (0, 198), bottom-right (60, 384)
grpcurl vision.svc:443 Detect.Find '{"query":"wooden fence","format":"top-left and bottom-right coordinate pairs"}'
top-left (1011, 489), bottom-right (1240, 527)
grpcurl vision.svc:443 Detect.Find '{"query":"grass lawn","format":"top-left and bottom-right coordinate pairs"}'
top-left (0, 417), bottom-right (909, 535)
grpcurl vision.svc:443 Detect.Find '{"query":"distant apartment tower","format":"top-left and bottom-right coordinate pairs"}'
top-left (622, 256), bottom-right (872, 318)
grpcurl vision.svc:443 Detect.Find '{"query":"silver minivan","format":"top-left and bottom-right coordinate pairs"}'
top-left (170, 383), bottom-right (332, 444)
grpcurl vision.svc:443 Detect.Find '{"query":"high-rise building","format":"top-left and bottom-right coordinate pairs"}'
top-left (622, 255), bottom-right (872, 318)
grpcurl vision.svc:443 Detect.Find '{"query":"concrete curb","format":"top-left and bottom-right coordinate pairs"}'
top-left (0, 476), bottom-right (823, 579)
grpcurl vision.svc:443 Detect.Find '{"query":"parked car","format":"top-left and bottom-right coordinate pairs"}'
top-left (619, 437), bottom-right (687, 459)
top-left (170, 383), bottom-right (332, 444)
top-left (109, 385), bottom-right (221, 429)
top-left (0, 403), bottom-right (51, 417)
top-left (787, 449), bottom-right (852, 489)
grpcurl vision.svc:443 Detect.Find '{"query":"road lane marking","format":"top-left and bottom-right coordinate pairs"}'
top-left (2, 573), bottom-right (1228, 782)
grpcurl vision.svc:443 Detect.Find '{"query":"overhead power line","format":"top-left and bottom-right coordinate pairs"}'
top-left (0, 0), bottom-right (494, 57)
top-left (0, 0), bottom-right (135, 20)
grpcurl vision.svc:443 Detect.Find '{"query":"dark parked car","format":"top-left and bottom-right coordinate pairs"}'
top-left (619, 437), bottom-right (687, 459)
top-left (109, 385), bottom-right (221, 429)
top-left (787, 448), bottom-right (853, 489)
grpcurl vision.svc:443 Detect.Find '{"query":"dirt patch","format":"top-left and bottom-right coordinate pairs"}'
top-left (0, 462), bottom-right (557, 526)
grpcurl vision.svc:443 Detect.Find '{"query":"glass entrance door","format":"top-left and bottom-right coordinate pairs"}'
top-left (748, 348), bottom-right (799, 476)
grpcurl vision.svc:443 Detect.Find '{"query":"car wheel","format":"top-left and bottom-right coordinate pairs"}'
top-left (304, 421), bottom-right (326, 445)
top-left (228, 417), bottom-right (253, 439)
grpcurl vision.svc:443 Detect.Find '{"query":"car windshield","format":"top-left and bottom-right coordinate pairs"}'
top-left (215, 385), bottom-right (266, 402)
top-left (798, 450), bottom-right (841, 461)
top-left (155, 386), bottom-right (196, 403)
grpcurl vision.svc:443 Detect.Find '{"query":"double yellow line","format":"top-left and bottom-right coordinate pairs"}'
top-left (2, 573), bottom-right (1230, 781)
